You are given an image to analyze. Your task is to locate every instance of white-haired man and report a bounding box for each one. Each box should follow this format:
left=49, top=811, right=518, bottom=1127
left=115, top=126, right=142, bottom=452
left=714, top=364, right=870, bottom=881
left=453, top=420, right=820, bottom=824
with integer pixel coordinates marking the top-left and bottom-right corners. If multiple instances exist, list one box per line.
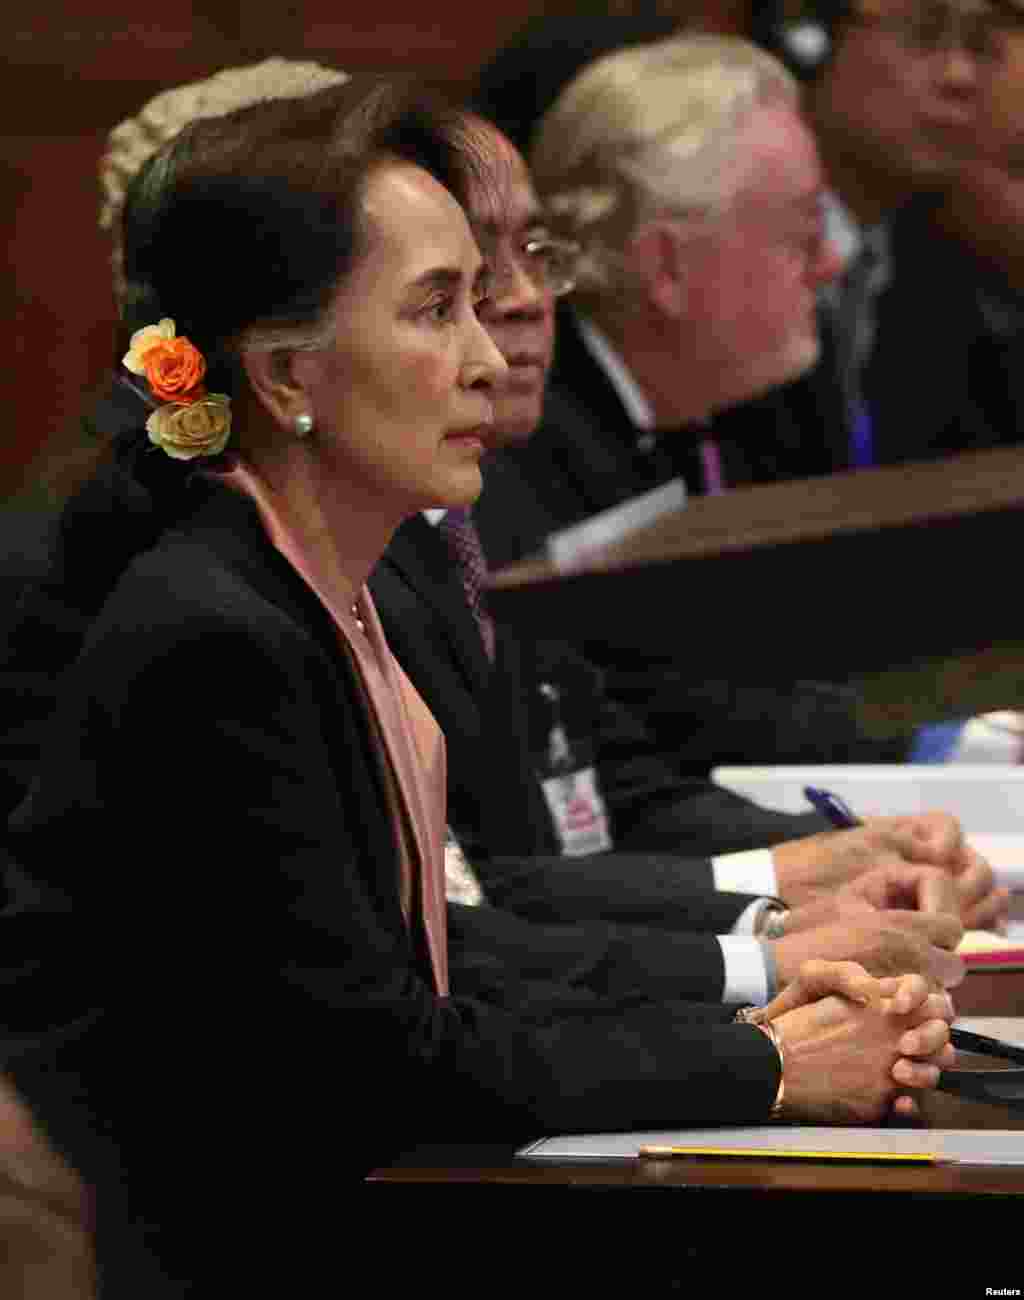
left=473, top=34, right=917, bottom=771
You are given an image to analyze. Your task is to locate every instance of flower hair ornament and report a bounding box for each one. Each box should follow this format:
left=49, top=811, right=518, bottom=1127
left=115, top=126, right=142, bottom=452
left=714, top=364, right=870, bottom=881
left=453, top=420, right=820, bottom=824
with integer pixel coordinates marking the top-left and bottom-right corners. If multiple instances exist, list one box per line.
left=123, top=318, right=232, bottom=460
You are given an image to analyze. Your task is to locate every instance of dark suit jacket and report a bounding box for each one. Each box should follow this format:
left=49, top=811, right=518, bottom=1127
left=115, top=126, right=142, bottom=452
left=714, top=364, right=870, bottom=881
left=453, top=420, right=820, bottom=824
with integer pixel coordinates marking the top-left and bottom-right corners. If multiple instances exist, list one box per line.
left=375, top=509, right=808, bottom=1016
left=4, top=485, right=778, bottom=1293
left=864, top=205, right=1024, bottom=467
left=2, top=496, right=776, bottom=1015
left=373, top=515, right=827, bottom=868
left=475, top=308, right=908, bottom=771
left=3, top=519, right=751, bottom=1012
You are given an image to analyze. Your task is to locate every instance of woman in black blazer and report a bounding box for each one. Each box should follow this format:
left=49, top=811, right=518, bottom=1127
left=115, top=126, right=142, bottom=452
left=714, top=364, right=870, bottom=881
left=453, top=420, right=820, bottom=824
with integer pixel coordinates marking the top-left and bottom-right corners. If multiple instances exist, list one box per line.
left=3, top=77, right=953, bottom=1294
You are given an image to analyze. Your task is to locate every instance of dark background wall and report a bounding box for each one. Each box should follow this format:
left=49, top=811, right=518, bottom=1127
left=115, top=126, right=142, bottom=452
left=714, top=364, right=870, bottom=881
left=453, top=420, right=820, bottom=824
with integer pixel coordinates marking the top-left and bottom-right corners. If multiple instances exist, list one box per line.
left=2, top=1, right=745, bottom=501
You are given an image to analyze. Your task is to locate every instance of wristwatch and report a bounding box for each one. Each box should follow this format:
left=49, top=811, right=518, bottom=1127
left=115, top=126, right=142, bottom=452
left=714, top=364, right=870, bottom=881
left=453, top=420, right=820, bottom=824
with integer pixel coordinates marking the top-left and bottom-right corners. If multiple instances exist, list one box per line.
left=755, top=901, right=790, bottom=941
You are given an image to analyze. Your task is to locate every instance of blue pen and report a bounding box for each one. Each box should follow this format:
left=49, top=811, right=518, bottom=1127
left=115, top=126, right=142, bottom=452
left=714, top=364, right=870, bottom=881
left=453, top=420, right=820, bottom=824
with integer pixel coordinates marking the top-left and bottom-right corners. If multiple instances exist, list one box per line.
left=803, top=786, right=863, bottom=830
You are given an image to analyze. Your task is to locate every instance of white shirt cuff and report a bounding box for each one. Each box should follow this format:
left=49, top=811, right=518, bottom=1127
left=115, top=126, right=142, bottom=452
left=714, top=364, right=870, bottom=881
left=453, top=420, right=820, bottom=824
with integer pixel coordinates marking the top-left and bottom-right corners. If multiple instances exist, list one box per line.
left=712, top=848, right=778, bottom=897
left=717, top=936, right=771, bottom=1006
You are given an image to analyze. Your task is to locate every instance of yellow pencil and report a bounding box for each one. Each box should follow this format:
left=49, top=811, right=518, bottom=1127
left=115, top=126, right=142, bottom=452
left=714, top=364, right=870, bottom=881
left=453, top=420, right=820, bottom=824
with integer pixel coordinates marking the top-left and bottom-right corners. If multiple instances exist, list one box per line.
left=637, top=1145, right=938, bottom=1162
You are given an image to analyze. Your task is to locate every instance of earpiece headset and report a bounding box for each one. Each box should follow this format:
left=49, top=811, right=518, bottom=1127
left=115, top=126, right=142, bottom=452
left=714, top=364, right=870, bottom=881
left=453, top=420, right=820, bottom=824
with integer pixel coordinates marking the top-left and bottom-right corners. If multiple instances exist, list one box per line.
left=748, top=1, right=852, bottom=82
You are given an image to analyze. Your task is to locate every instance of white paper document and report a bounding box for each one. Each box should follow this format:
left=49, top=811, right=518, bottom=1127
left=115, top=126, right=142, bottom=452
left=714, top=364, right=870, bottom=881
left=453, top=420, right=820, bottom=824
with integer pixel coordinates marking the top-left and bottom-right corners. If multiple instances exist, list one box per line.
left=956, top=1017, right=1024, bottom=1048
left=710, top=764, right=1024, bottom=837
left=964, top=833, right=1024, bottom=893
left=518, top=1125, right=1024, bottom=1165
left=545, top=478, right=686, bottom=574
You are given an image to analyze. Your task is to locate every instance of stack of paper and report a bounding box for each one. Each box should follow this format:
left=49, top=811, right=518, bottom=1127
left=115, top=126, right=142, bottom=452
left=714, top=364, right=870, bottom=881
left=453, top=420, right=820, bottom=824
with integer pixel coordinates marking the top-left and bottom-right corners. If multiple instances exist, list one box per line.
left=518, top=1126, right=1024, bottom=1165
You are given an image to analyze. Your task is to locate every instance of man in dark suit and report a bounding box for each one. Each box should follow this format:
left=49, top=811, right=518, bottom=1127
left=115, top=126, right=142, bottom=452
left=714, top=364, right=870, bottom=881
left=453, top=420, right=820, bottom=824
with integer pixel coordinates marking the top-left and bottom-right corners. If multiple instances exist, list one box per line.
left=369, top=115, right=1003, bottom=997
left=734, top=0, right=1017, bottom=473
left=375, top=507, right=968, bottom=1006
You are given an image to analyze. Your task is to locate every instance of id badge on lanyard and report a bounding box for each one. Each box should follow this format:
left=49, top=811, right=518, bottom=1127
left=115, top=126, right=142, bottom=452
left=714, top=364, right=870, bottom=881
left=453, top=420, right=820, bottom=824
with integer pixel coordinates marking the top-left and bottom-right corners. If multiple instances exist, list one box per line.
left=444, top=826, right=485, bottom=906
left=536, top=682, right=612, bottom=858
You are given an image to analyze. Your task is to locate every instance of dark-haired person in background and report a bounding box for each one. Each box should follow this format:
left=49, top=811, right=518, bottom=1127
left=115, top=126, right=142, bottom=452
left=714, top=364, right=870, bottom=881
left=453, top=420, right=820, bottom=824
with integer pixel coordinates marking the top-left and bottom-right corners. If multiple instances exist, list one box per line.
left=740, top=0, right=1017, bottom=475
left=929, top=0, right=1024, bottom=449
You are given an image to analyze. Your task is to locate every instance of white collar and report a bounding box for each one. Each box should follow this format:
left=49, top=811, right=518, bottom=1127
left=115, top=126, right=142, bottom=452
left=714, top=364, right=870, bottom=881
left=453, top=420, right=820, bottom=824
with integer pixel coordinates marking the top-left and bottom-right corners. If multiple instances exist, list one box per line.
left=423, top=508, right=447, bottom=526
left=822, top=189, right=862, bottom=270
left=574, top=312, right=655, bottom=430
left=821, top=190, right=892, bottom=306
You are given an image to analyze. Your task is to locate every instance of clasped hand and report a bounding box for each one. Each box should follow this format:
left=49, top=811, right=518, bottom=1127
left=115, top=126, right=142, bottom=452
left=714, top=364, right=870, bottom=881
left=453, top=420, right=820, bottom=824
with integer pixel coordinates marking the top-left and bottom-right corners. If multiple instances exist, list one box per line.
left=751, top=961, right=955, bottom=1123
left=775, top=862, right=966, bottom=989
left=773, top=811, right=1008, bottom=930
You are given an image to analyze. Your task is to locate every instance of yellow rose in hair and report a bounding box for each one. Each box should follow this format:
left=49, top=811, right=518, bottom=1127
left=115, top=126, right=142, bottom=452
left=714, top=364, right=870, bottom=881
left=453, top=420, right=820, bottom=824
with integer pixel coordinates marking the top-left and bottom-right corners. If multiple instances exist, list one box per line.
left=123, top=318, right=176, bottom=374
left=146, top=394, right=232, bottom=460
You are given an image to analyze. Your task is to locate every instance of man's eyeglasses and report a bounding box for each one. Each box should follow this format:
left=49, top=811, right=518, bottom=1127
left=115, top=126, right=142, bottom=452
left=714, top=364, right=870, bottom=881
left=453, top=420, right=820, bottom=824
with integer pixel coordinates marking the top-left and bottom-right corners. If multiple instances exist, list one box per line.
left=847, top=5, right=1005, bottom=60
left=481, top=234, right=580, bottom=299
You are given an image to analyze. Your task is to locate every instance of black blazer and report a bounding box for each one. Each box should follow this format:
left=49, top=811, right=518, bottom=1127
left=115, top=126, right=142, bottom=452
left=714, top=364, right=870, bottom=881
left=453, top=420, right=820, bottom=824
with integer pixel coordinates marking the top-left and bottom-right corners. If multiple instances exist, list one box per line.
left=374, top=515, right=782, bottom=1017
left=4, top=485, right=778, bottom=1293
left=1, top=505, right=757, bottom=1024
left=374, top=515, right=823, bottom=872
left=864, top=204, right=1024, bottom=467
left=474, top=308, right=910, bottom=771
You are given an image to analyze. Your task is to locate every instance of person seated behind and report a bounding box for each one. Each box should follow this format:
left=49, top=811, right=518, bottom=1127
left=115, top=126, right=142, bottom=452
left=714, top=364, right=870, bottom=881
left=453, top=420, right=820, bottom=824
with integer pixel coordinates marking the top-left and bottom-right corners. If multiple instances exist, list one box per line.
left=741, top=0, right=1014, bottom=474
left=932, top=0, right=1024, bottom=419
left=370, top=109, right=1001, bottom=996
left=3, top=76, right=954, bottom=1293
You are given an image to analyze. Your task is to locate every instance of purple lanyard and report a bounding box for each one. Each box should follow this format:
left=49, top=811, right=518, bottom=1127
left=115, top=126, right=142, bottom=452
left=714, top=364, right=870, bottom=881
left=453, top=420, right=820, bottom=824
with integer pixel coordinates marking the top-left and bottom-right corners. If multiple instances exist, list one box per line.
left=849, top=401, right=874, bottom=470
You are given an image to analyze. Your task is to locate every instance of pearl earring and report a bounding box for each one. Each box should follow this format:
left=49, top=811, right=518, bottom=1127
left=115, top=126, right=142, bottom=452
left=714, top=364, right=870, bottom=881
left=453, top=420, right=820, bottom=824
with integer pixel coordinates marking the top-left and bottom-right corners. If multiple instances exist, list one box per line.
left=294, top=412, right=314, bottom=437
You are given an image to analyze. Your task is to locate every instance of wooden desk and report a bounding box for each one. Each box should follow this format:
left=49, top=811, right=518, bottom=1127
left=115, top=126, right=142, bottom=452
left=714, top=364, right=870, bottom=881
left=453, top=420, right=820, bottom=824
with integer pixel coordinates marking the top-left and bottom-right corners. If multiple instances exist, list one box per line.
left=368, top=973, right=1024, bottom=1285
left=369, top=1126, right=1024, bottom=1285
left=486, top=448, right=1024, bottom=723
left=368, top=1131, right=1024, bottom=1285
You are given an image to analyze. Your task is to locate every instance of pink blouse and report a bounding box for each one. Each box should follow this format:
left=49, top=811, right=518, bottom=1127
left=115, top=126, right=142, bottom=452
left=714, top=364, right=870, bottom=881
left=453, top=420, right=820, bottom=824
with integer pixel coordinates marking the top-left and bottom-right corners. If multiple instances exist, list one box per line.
left=213, top=462, right=449, bottom=995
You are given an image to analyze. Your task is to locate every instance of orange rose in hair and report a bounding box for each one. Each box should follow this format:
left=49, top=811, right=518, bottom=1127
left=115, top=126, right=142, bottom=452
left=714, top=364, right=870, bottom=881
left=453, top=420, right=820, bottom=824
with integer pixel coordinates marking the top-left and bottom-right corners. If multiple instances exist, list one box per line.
left=142, top=336, right=207, bottom=403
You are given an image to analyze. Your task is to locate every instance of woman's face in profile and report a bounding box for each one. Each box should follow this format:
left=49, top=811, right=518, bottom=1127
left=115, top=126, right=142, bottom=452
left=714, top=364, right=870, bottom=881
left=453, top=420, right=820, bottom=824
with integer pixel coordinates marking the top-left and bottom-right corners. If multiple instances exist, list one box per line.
left=294, top=160, right=507, bottom=515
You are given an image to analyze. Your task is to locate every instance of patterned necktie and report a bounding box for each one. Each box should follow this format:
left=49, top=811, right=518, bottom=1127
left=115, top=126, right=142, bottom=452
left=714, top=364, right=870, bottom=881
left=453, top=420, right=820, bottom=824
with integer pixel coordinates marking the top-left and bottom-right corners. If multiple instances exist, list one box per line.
left=438, top=507, right=496, bottom=661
